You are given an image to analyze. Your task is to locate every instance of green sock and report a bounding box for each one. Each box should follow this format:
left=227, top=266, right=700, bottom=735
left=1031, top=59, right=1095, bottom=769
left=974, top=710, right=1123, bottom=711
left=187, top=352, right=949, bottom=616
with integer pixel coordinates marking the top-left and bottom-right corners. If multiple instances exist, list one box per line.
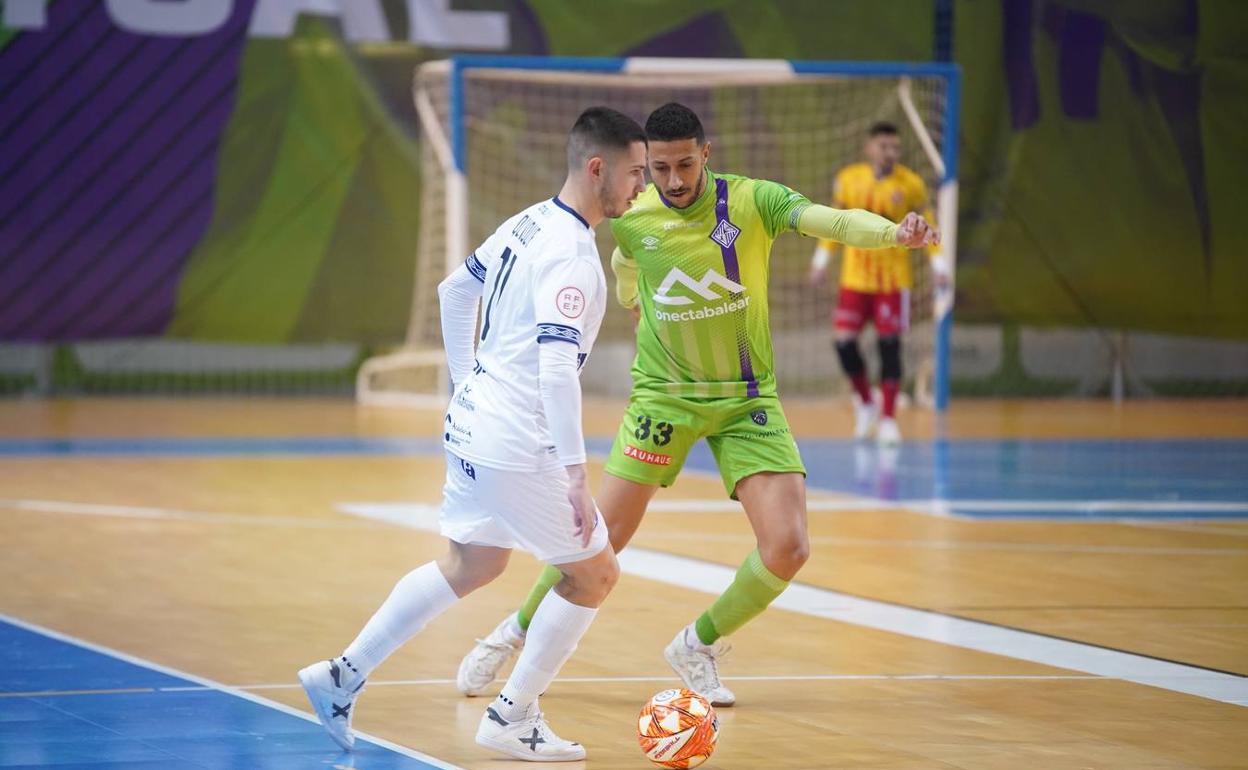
left=694, top=550, right=789, bottom=645
left=516, top=564, right=563, bottom=631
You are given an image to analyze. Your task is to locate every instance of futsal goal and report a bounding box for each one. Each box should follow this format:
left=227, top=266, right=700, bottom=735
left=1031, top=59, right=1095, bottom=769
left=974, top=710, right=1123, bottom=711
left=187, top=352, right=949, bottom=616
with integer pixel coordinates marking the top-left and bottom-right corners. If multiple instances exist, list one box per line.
left=357, top=56, right=960, bottom=410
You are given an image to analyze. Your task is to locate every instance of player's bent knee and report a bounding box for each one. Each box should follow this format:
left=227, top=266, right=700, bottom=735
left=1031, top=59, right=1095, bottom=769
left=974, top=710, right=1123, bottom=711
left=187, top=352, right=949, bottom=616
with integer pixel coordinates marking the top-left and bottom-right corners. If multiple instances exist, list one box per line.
left=557, top=551, right=619, bottom=606
left=759, top=534, right=810, bottom=581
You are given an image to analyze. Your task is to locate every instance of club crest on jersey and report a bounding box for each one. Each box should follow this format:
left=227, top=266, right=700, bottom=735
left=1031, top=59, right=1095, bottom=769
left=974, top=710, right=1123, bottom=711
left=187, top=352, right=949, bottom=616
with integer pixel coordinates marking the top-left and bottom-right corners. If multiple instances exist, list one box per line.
left=710, top=218, right=741, bottom=250
left=751, top=409, right=768, bottom=426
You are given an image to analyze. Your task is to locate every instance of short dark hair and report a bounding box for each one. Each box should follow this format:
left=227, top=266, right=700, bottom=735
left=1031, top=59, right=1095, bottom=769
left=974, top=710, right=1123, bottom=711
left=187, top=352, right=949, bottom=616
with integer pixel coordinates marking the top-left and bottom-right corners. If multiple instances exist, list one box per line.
left=645, top=102, right=705, bottom=144
left=868, top=121, right=900, bottom=138
left=567, top=106, right=647, bottom=169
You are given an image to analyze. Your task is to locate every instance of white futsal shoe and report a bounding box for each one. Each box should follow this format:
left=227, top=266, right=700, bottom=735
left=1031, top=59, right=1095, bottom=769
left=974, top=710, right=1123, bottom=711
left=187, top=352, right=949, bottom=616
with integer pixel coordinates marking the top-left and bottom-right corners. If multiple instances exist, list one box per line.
left=877, top=417, right=902, bottom=446
left=663, top=628, right=736, bottom=707
left=457, top=613, right=525, bottom=696
left=298, top=658, right=366, bottom=751
left=476, top=704, right=587, bottom=761
left=853, top=398, right=879, bottom=440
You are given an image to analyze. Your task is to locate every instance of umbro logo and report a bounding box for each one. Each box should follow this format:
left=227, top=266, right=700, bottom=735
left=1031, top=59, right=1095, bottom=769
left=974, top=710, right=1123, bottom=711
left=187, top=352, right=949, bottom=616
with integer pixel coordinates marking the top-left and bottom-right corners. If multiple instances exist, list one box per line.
left=641, top=235, right=660, bottom=250
left=652, top=267, right=746, bottom=306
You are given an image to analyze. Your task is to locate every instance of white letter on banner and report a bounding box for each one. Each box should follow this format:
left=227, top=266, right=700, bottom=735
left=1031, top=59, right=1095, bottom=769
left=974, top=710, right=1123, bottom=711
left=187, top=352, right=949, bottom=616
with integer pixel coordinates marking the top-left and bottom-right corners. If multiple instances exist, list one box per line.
left=4, top=0, right=48, bottom=29
left=406, top=0, right=507, bottom=50
left=249, top=0, right=388, bottom=41
left=107, top=0, right=231, bottom=36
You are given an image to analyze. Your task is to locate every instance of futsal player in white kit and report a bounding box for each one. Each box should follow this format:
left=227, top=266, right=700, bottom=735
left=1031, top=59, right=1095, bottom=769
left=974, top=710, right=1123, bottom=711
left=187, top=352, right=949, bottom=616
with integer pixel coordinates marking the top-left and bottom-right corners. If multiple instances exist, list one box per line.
left=298, top=107, right=648, bottom=761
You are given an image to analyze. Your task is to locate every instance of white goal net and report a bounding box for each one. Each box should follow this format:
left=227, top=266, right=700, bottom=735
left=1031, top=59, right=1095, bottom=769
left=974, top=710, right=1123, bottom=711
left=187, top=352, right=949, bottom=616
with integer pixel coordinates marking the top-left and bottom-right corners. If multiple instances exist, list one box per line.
left=359, top=58, right=955, bottom=407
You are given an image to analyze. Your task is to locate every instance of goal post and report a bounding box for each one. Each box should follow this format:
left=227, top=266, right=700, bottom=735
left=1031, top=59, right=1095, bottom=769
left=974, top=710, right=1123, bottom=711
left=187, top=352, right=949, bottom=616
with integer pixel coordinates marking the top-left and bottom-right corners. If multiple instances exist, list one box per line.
left=357, top=55, right=960, bottom=410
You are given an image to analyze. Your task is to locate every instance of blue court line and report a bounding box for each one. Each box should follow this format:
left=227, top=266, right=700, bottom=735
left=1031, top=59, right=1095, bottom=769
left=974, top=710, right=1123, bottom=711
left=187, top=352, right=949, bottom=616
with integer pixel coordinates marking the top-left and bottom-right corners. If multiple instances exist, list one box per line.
left=0, top=615, right=461, bottom=769
left=2, top=435, right=1244, bottom=520
left=0, top=436, right=444, bottom=457
left=680, top=438, right=1248, bottom=520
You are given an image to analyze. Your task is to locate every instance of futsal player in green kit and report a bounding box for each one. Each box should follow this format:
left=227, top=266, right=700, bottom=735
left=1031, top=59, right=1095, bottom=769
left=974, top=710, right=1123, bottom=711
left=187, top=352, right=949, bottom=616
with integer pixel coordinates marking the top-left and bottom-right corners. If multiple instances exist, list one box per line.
left=458, top=103, right=938, bottom=706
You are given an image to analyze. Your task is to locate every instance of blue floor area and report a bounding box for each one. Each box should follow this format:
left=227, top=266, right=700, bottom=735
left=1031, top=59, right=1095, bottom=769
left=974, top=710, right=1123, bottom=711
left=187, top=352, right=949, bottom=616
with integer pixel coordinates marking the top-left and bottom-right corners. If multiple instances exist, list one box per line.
left=0, top=620, right=451, bottom=769
left=675, top=438, right=1248, bottom=519
left=3, top=435, right=1245, bottom=520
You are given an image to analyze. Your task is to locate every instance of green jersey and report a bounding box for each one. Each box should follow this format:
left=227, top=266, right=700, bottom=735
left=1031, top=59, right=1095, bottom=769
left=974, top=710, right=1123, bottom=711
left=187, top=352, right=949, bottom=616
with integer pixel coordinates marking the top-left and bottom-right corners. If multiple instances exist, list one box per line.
left=610, top=169, right=812, bottom=399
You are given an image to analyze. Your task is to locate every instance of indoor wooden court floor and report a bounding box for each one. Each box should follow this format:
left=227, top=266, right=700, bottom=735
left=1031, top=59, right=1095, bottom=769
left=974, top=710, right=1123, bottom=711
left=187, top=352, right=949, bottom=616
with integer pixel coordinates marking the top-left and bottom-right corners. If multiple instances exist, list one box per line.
left=1, top=398, right=1246, bottom=769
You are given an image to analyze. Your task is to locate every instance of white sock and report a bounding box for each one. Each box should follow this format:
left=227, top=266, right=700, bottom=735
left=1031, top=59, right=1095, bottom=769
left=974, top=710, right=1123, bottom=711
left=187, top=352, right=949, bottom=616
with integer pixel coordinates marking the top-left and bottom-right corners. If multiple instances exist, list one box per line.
left=340, top=562, right=458, bottom=685
left=495, top=592, right=597, bottom=721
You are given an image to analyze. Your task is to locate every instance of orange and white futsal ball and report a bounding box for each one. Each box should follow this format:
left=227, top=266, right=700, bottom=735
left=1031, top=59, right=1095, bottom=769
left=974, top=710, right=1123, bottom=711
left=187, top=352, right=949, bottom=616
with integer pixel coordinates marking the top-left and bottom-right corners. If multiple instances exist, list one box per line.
left=637, top=688, right=719, bottom=768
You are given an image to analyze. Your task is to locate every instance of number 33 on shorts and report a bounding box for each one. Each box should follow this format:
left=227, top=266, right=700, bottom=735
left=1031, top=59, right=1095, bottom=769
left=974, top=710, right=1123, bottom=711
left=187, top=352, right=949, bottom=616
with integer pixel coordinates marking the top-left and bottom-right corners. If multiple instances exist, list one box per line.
left=609, top=403, right=692, bottom=488
left=634, top=415, right=674, bottom=447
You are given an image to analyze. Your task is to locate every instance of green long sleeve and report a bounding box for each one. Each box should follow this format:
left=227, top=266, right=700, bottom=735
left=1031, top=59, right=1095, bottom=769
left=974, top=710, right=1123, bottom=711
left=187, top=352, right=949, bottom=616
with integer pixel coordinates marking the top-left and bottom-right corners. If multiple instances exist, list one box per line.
left=797, top=204, right=899, bottom=249
left=610, top=246, right=639, bottom=309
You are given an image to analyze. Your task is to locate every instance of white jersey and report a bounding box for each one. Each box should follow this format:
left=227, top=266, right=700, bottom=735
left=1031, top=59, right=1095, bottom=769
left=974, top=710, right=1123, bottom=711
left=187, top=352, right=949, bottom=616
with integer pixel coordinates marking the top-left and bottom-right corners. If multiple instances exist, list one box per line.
left=443, top=197, right=606, bottom=471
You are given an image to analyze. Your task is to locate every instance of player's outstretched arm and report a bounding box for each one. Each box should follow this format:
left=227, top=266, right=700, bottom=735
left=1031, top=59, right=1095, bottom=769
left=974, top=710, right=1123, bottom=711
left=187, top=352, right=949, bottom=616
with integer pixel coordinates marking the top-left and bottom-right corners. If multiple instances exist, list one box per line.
left=797, top=205, right=939, bottom=250
left=437, top=260, right=485, bottom=387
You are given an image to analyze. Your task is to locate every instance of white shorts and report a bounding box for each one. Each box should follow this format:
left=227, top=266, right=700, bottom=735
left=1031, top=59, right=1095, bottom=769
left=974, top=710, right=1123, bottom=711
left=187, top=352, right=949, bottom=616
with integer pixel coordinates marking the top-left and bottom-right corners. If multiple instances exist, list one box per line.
left=440, top=451, right=609, bottom=565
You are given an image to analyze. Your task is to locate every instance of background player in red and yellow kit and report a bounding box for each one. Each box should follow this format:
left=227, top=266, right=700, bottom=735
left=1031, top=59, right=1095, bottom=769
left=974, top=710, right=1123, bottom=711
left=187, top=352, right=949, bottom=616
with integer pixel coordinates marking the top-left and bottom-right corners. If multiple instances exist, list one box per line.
left=809, top=122, right=938, bottom=444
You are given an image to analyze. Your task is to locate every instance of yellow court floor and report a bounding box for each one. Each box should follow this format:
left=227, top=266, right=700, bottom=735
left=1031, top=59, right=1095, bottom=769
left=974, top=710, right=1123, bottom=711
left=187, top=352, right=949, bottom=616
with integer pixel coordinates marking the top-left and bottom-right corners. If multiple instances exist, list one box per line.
left=0, top=398, right=1245, bottom=769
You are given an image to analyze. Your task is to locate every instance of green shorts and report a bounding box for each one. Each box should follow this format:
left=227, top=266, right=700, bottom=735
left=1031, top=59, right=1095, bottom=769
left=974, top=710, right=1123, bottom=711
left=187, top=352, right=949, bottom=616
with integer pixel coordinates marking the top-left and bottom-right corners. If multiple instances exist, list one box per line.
left=603, top=389, right=806, bottom=498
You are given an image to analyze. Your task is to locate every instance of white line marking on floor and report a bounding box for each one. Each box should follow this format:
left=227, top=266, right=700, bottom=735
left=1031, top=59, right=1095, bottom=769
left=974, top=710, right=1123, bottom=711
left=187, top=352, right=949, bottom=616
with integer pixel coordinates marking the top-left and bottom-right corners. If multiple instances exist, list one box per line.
left=334, top=503, right=1246, bottom=556
left=0, top=613, right=465, bottom=769
left=620, top=549, right=1248, bottom=707
left=0, top=498, right=380, bottom=529
left=337, top=503, right=1248, bottom=708
left=4, top=673, right=1113, bottom=698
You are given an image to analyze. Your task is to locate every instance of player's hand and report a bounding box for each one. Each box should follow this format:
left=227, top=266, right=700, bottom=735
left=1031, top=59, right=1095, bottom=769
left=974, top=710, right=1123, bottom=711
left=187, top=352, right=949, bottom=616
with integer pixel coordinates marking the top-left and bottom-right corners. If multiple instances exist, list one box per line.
left=566, top=464, right=595, bottom=548
left=808, top=264, right=827, bottom=288
left=630, top=303, right=641, bottom=327
left=896, top=212, right=940, bottom=248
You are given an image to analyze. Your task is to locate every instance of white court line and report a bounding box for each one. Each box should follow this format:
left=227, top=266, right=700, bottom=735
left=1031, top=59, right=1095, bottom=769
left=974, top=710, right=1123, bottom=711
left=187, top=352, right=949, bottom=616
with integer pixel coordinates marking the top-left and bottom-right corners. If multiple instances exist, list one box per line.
left=622, top=529, right=1247, bottom=556
left=1124, top=520, right=1248, bottom=538
left=0, top=613, right=465, bottom=770
left=647, top=498, right=1248, bottom=516
left=336, top=503, right=1246, bottom=556
left=928, top=500, right=1248, bottom=514
left=0, top=498, right=379, bottom=529
left=619, top=550, right=1248, bottom=707
left=224, top=673, right=1109, bottom=690
left=339, top=503, right=1248, bottom=708
left=4, top=673, right=1108, bottom=699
